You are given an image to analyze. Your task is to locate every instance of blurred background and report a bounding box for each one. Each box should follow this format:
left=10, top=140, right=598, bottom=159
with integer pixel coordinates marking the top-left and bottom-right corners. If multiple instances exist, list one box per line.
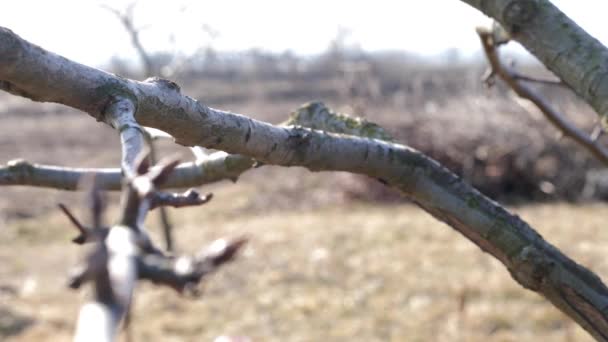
left=1, top=1, right=607, bottom=341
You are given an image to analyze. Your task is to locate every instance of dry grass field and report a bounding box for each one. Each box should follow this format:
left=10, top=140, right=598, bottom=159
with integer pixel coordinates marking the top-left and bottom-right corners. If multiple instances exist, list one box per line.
left=1, top=199, right=606, bottom=341
left=1, top=62, right=607, bottom=341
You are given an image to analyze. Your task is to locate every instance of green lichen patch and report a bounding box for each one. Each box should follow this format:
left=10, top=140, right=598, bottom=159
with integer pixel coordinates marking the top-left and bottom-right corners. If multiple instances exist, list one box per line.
left=224, top=154, right=255, bottom=173
left=286, top=102, right=394, bottom=141
left=6, top=159, right=33, bottom=174
left=466, top=194, right=481, bottom=209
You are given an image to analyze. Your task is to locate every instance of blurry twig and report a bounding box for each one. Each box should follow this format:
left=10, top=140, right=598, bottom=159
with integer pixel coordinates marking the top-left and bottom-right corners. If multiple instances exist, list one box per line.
left=101, top=2, right=154, bottom=76
left=144, top=132, right=175, bottom=252
left=149, top=189, right=212, bottom=209
left=58, top=203, right=110, bottom=244
left=477, top=26, right=608, bottom=166
left=71, top=152, right=242, bottom=342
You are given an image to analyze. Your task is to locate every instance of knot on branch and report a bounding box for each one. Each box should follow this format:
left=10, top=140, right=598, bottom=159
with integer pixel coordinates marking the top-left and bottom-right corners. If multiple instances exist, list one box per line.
left=510, top=245, right=554, bottom=291
left=501, top=0, right=538, bottom=31
left=6, top=158, right=32, bottom=174
left=102, top=97, right=138, bottom=132
left=285, top=127, right=313, bottom=165
left=144, top=77, right=181, bottom=94
left=3, top=159, right=33, bottom=184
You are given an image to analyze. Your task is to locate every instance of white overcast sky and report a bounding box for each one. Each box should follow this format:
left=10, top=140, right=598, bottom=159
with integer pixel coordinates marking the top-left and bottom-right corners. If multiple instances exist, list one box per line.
left=1, top=0, right=607, bottom=66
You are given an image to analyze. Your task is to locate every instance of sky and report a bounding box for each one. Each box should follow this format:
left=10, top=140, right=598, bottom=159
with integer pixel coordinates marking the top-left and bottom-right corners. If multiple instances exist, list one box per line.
left=1, top=0, right=607, bottom=67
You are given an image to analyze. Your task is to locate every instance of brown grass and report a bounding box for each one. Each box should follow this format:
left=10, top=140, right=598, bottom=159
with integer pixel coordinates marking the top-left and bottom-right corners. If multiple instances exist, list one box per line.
left=1, top=200, right=606, bottom=341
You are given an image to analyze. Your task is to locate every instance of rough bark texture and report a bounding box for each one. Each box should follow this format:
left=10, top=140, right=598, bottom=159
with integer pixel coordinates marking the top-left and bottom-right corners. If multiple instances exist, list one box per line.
left=460, top=0, right=608, bottom=121
left=1, top=21, right=608, bottom=340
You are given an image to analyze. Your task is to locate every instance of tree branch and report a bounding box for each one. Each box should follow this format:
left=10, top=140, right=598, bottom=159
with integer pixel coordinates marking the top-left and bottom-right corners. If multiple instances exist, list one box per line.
left=138, top=236, right=247, bottom=293
left=148, top=189, right=212, bottom=209
left=71, top=154, right=241, bottom=342
left=2, top=25, right=608, bottom=340
left=477, top=26, right=608, bottom=166
left=0, top=153, right=254, bottom=190
left=459, top=0, right=608, bottom=122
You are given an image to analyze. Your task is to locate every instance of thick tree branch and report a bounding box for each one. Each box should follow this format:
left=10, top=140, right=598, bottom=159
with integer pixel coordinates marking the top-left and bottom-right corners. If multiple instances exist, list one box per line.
left=460, top=0, right=608, bottom=122
left=477, top=27, right=608, bottom=166
left=2, top=26, right=608, bottom=340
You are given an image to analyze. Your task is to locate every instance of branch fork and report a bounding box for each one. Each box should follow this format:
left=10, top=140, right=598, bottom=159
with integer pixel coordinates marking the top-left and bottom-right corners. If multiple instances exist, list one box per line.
left=66, top=154, right=244, bottom=342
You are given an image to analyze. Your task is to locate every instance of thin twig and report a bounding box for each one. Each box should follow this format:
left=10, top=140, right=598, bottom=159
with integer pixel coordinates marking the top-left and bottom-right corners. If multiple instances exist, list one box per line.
left=58, top=203, right=109, bottom=244
left=58, top=203, right=88, bottom=238
left=138, top=236, right=247, bottom=293
left=144, top=134, right=176, bottom=251
left=477, top=27, right=608, bottom=166
left=101, top=2, right=154, bottom=76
